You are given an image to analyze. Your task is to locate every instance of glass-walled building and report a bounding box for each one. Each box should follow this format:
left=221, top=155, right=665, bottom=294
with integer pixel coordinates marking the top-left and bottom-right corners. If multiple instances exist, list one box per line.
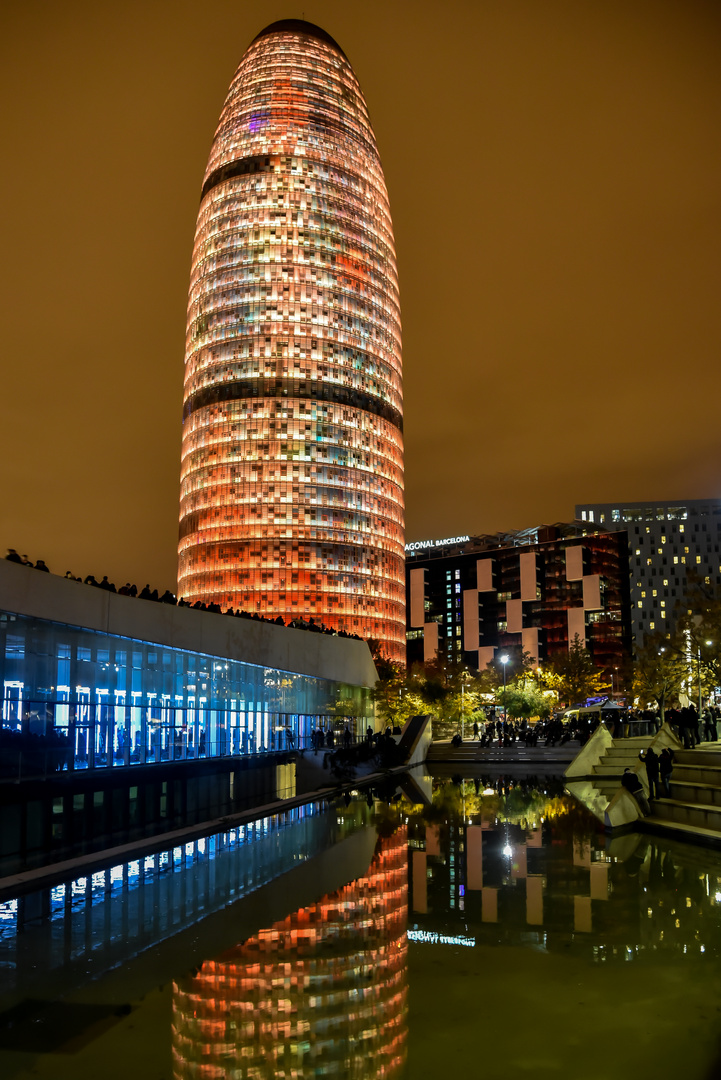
left=0, top=562, right=376, bottom=774
left=178, top=20, right=405, bottom=663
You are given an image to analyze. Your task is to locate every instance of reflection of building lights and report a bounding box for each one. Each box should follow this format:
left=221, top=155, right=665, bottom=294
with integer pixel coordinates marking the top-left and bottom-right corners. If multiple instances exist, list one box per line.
left=503, top=844, right=512, bottom=858
left=482, top=787, right=495, bottom=796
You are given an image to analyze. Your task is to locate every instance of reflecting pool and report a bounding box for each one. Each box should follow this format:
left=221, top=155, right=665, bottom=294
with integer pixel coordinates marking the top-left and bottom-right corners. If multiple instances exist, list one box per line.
left=1, top=773, right=721, bottom=1078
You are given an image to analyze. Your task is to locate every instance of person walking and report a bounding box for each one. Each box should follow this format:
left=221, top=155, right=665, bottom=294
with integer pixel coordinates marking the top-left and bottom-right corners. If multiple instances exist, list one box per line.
left=639, top=747, right=661, bottom=800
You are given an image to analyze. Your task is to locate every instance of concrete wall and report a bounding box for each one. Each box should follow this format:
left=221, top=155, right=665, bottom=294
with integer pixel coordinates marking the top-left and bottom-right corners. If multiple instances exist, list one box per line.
left=0, top=561, right=378, bottom=688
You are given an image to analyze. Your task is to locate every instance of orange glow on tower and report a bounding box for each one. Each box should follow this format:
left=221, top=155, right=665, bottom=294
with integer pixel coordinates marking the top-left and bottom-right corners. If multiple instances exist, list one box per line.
left=178, top=21, right=405, bottom=661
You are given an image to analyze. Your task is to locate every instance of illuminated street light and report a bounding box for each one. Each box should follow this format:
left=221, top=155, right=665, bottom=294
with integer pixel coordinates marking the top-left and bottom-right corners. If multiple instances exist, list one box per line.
left=500, top=654, right=509, bottom=721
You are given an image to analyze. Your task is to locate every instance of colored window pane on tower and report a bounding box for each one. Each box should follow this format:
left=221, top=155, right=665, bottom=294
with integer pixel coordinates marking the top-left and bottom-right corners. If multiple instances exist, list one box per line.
left=178, top=20, right=405, bottom=662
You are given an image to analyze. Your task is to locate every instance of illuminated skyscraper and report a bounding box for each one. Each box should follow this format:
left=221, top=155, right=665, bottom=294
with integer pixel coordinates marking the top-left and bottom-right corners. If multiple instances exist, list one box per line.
left=178, top=20, right=405, bottom=661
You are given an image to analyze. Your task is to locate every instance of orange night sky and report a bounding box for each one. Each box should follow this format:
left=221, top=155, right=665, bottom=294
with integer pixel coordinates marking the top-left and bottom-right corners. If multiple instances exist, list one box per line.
left=1, top=0, right=720, bottom=593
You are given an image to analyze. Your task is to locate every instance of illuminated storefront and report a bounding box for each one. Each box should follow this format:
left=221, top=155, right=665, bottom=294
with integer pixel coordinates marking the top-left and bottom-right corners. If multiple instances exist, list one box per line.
left=172, top=828, right=408, bottom=1078
left=178, top=20, right=405, bottom=662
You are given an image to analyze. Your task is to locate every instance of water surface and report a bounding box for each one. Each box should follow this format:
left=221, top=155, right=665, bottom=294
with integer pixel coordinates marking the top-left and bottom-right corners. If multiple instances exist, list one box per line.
left=1, top=775, right=720, bottom=1078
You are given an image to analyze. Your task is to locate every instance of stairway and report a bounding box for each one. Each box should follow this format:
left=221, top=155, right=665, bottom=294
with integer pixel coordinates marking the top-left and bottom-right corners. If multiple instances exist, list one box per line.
left=564, top=726, right=670, bottom=830
left=643, top=744, right=721, bottom=845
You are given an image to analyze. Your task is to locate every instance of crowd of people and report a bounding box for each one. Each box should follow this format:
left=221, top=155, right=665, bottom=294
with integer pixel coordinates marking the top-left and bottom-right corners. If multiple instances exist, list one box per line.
left=4, top=549, right=362, bottom=640
left=463, top=716, right=573, bottom=748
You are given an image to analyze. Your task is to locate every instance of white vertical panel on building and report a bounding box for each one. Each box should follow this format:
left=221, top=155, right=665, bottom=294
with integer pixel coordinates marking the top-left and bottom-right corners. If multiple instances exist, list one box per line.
left=463, top=589, right=480, bottom=650
left=567, top=607, right=586, bottom=648
left=477, top=559, right=495, bottom=592
left=409, top=568, right=426, bottom=628
left=519, top=552, right=537, bottom=601
left=565, top=545, right=584, bottom=581
left=521, top=627, right=540, bottom=665
left=423, top=622, right=439, bottom=663
left=583, top=574, right=602, bottom=610
left=478, top=646, right=496, bottom=670
left=506, top=598, right=523, bottom=634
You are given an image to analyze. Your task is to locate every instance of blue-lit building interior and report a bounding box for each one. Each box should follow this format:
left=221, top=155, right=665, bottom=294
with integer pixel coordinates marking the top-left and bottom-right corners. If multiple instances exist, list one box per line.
left=0, top=605, right=372, bottom=773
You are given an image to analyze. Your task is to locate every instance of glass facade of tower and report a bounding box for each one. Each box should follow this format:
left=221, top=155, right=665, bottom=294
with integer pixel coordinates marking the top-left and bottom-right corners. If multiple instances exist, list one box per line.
left=178, top=21, right=405, bottom=662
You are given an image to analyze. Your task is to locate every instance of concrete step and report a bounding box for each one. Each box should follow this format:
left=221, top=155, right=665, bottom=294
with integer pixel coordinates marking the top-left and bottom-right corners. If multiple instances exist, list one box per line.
left=641, top=816, right=721, bottom=850
left=672, top=763, right=721, bottom=786
left=649, top=798, right=721, bottom=831
left=673, top=746, right=721, bottom=766
left=669, top=780, right=721, bottom=807
left=593, top=763, right=636, bottom=776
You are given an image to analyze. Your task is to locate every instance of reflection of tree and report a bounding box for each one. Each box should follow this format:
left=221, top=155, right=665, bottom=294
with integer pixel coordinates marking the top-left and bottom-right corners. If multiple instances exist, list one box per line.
left=419, top=779, right=573, bottom=830
left=172, top=829, right=408, bottom=1079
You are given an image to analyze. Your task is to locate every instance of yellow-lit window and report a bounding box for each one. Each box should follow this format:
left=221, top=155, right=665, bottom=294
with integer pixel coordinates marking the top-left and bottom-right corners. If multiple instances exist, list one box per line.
left=637, top=601, right=643, bottom=608
left=635, top=549, right=641, bottom=556
left=673, top=556, right=679, bottom=564
left=650, top=621, right=655, bottom=629
left=660, top=600, right=665, bottom=607
left=685, top=547, right=690, bottom=554
left=647, top=558, right=653, bottom=566
left=641, top=591, right=646, bottom=598
left=697, top=556, right=702, bottom=564
left=657, top=548, right=663, bottom=555
left=661, top=536, right=666, bottom=544
left=663, top=579, right=668, bottom=586
left=652, top=590, right=657, bottom=597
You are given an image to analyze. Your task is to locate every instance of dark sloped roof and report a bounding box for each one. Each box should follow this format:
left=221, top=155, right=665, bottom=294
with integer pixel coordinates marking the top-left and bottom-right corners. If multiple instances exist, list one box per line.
left=252, top=19, right=347, bottom=59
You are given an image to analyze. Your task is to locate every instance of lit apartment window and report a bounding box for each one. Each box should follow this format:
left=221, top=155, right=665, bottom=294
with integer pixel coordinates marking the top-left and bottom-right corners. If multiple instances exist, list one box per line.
left=652, top=590, right=657, bottom=597
left=641, top=591, right=646, bottom=598
left=635, top=549, right=641, bottom=556
left=674, top=556, right=679, bottom=564
left=581, top=511, right=587, bottom=521
left=697, top=556, right=702, bottom=564
left=637, top=601, right=643, bottom=608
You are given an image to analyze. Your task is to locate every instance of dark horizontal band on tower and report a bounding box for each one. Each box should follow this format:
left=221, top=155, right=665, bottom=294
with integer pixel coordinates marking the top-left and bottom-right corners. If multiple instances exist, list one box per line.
left=201, top=156, right=274, bottom=202
left=201, top=126, right=377, bottom=203
left=183, top=378, right=403, bottom=431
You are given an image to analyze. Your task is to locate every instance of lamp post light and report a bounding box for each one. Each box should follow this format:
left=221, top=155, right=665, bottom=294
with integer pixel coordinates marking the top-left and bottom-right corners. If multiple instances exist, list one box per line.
left=659, top=647, right=666, bottom=722
left=698, top=639, right=713, bottom=716
left=500, top=654, right=509, bottom=721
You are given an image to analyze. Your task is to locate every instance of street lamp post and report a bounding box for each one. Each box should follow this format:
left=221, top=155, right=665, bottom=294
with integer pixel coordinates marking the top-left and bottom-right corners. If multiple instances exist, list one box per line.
left=698, top=639, right=713, bottom=717
left=500, top=654, right=509, bottom=721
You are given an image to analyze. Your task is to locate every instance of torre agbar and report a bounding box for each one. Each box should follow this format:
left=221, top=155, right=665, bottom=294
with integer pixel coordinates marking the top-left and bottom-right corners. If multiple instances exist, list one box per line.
left=178, top=20, right=405, bottom=662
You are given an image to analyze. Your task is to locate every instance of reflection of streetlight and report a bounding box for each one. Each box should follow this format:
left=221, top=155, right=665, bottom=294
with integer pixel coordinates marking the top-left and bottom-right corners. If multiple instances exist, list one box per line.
left=500, top=654, right=509, bottom=720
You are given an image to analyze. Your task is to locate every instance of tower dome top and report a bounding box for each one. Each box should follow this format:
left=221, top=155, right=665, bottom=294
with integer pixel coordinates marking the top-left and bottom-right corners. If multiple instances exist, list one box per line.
left=251, top=19, right=348, bottom=60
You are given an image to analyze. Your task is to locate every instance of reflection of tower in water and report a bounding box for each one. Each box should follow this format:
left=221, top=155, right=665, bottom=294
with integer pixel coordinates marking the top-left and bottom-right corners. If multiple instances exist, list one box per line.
left=172, top=828, right=408, bottom=1078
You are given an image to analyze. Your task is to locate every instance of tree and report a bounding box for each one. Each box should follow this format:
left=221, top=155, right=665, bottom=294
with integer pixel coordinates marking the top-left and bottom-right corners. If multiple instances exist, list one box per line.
left=497, top=684, right=552, bottom=720
left=676, top=572, right=721, bottom=696
left=547, top=635, right=608, bottom=706
left=632, top=632, right=686, bottom=718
